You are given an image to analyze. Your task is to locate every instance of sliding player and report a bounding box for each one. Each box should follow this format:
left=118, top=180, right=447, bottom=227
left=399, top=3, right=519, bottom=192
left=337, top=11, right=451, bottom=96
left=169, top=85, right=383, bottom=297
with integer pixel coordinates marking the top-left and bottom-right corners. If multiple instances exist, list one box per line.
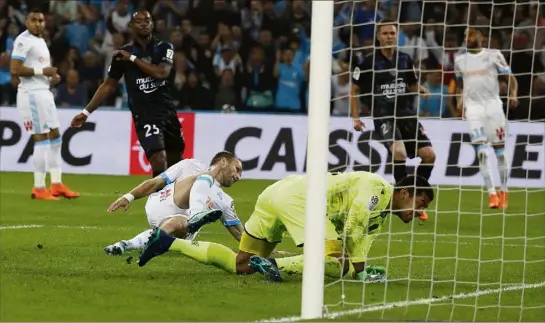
left=10, top=9, right=79, bottom=200
left=351, top=19, right=435, bottom=221
left=454, top=28, right=518, bottom=209
left=104, top=152, right=243, bottom=255
left=137, top=172, right=434, bottom=283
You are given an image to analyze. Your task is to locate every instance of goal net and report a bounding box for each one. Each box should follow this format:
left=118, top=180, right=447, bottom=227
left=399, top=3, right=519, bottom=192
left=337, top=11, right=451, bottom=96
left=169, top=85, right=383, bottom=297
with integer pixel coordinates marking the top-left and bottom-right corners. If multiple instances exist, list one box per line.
left=304, top=0, right=545, bottom=322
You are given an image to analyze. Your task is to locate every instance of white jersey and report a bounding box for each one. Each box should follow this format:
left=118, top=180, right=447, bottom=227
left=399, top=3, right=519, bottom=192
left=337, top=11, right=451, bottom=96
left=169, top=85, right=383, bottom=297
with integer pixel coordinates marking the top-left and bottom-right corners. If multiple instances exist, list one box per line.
left=454, top=49, right=510, bottom=108
left=146, top=158, right=241, bottom=234
left=11, top=30, right=52, bottom=92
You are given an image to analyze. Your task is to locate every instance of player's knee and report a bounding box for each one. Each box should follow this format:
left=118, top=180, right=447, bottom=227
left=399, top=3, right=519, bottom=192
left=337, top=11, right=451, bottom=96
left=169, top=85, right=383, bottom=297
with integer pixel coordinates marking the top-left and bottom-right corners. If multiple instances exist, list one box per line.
left=160, top=217, right=187, bottom=238
left=390, top=142, right=407, bottom=160
left=476, top=144, right=488, bottom=163
left=418, top=147, right=436, bottom=163
left=148, top=150, right=167, bottom=170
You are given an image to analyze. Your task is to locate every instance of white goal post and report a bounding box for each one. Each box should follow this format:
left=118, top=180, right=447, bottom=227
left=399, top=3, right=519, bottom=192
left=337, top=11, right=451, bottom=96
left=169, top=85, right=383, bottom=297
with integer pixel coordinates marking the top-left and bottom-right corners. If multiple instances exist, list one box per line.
left=300, top=0, right=545, bottom=322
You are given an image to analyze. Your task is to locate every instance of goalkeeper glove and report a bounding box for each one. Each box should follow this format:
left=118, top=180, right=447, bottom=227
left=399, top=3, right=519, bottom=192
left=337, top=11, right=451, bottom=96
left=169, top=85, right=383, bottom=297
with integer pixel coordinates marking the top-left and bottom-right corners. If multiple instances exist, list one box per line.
left=355, top=265, right=386, bottom=282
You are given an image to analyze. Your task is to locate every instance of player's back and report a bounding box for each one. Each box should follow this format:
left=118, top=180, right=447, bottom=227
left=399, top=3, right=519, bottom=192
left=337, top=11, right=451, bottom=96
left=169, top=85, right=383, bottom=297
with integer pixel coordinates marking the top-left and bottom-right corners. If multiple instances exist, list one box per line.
left=11, top=30, right=51, bottom=92
left=454, top=49, right=505, bottom=105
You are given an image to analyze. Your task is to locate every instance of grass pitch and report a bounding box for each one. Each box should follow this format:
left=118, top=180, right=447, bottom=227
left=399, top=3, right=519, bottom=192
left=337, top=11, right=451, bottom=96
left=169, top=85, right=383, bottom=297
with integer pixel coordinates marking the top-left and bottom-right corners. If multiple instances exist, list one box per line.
left=1, top=172, right=544, bottom=322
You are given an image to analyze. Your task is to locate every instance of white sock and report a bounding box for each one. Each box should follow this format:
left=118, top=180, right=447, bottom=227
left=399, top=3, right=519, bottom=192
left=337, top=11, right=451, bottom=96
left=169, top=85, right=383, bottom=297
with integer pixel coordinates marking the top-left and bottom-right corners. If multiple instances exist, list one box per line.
left=189, top=174, right=215, bottom=216
left=477, top=145, right=496, bottom=195
left=33, top=140, right=49, bottom=188
left=48, top=137, right=62, bottom=184
left=495, top=147, right=509, bottom=192
left=124, top=229, right=153, bottom=250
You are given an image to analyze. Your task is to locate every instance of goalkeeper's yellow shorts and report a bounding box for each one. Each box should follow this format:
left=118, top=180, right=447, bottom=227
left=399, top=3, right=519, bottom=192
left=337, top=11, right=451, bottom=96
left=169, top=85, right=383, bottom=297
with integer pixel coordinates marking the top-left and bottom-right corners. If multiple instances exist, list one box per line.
left=241, top=177, right=341, bottom=256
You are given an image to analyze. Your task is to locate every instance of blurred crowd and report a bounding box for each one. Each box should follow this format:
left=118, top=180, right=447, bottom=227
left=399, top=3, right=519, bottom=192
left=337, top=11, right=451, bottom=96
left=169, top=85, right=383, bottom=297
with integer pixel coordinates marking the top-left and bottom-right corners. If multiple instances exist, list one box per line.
left=0, top=0, right=543, bottom=121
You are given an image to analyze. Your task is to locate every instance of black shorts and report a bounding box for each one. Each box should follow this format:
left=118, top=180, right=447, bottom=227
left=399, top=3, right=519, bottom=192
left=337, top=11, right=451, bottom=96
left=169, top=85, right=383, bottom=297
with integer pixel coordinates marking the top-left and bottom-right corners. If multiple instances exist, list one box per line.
left=135, top=115, right=185, bottom=160
left=374, top=116, right=432, bottom=158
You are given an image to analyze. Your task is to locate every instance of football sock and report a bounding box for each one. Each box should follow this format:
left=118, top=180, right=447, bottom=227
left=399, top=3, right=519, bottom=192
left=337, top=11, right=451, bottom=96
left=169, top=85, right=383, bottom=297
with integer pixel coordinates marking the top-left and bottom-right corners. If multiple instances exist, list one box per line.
left=416, top=163, right=434, bottom=180
left=189, top=174, right=215, bottom=216
left=125, top=229, right=153, bottom=250
left=477, top=145, right=496, bottom=195
left=269, top=255, right=344, bottom=278
left=495, top=147, right=509, bottom=192
left=393, top=160, right=408, bottom=183
left=169, top=239, right=237, bottom=274
left=33, top=140, right=49, bottom=188
left=48, top=137, right=62, bottom=184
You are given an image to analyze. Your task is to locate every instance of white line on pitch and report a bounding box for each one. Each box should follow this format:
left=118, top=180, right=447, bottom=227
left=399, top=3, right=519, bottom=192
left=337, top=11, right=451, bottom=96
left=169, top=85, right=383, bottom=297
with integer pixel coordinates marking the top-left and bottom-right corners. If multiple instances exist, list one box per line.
left=1, top=225, right=544, bottom=249
left=259, top=281, right=545, bottom=322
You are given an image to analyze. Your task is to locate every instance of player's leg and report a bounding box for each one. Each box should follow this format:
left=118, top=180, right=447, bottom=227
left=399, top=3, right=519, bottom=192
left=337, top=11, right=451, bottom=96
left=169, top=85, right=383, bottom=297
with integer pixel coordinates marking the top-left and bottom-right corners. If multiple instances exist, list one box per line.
left=487, top=108, right=509, bottom=208
left=135, top=121, right=168, bottom=178
left=186, top=174, right=223, bottom=233
left=375, top=119, right=409, bottom=183
left=163, top=115, right=185, bottom=167
left=410, top=120, right=436, bottom=181
left=16, top=91, right=57, bottom=200
left=467, top=113, right=500, bottom=208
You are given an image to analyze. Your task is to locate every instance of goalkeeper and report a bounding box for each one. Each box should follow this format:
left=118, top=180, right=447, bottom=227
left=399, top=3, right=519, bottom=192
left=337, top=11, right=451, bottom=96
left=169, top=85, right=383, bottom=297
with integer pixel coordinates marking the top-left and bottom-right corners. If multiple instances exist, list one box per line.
left=137, top=172, right=434, bottom=282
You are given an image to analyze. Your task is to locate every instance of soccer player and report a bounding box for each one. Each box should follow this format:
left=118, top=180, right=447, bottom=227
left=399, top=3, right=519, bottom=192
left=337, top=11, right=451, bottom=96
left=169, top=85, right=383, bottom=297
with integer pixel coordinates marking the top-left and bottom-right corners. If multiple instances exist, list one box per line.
left=137, top=172, right=434, bottom=282
left=454, top=28, right=518, bottom=209
left=10, top=10, right=79, bottom=200
left=351, top=19, right=434, bottom=221
left=104, top=152, right=243, bottom=255
left=70, top=10, right=183, bottom=178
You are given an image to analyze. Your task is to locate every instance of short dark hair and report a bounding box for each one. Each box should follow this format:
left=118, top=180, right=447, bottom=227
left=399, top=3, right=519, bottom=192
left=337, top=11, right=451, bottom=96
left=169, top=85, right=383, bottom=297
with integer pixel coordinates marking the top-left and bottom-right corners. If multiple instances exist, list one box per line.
left=394, top=175, right=434, bottom=202
left=376, top=18, right=397, bottom=33
left=26, top=8, right=44, bottom=17
left=210, top=151, right=237, bottom=166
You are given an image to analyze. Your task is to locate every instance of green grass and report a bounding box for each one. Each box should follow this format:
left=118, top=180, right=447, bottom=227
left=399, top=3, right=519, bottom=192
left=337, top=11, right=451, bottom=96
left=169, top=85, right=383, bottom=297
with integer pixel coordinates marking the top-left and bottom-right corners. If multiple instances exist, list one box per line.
left=0, top=172, right=544, bottom=322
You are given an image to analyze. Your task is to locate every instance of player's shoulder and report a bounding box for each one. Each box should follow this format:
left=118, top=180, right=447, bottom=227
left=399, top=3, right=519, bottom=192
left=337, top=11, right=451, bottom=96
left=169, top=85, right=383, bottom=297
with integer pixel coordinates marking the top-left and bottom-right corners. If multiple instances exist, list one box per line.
left=396, top=50, right=412, bottom=61
left=154, top=38, right=174, bottom=50
left=120, top=42, right=134, bottom=51
left=14, top=30, right=33, bottom=44
left=484, top=48, right=502, bottom=57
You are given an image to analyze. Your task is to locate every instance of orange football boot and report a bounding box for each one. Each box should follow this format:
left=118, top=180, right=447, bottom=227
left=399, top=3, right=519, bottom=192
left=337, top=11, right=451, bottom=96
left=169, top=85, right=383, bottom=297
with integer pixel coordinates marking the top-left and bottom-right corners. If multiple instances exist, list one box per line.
left=499, top=191, right=508, bottom=209
left=417, top=210, right=428, bottom=221
left=50, top=183, right=80, bottom=199
left=489, top=194, right=501, bottom=209
left=31, top=187, right=60, bottom=200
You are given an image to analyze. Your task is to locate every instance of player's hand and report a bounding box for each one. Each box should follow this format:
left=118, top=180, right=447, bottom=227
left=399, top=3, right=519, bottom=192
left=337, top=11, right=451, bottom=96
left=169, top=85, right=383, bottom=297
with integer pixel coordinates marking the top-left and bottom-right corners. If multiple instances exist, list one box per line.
left=508, top=96, right=518, bottom=108
left=107, top=197, right=131, bottom=213
left=70, top=113, right=88, bottom=128
left=114, top=50, right=131, bottom=61
left=419, top=87, right=430, bottom=99
left=353, top=118, right=365, bottom=131
left=50, top=74, right=61, bottom=85
left=43, top=67, right=58, bottom=77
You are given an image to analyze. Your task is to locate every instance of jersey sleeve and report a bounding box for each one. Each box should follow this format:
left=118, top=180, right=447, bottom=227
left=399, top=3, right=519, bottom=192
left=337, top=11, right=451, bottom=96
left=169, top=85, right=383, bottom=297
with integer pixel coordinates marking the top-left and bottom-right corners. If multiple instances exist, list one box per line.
left=221, top=197, right=241, bottom=227
left=494, top=50, right=511, bottom=75
left=352, top=56, right=373, bottom=107
left=453, top=57, right=462, bottom=80
left=11, top=38, right=31, bottom=61
left=161, top=159, right=206, bottom=184
left=107, top=55, right=125, bottom=80
left=157, top=42, right=174, bottom=66
left=405, top=55, right=418, bottom=86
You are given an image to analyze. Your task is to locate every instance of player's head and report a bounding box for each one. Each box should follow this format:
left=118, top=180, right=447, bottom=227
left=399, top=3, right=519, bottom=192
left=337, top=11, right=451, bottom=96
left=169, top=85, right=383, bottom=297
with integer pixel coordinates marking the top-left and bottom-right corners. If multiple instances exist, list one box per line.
left=465, top=27, right=483, bottom=49
left=209, top=151, right=242, bottom=187
left=129, top=10, right=153, bottom=38
left=376, top=18, right=398, bottom=49
left=392, top=175, right=434, bottom=223
left=25, top=9, right=45, bottom=37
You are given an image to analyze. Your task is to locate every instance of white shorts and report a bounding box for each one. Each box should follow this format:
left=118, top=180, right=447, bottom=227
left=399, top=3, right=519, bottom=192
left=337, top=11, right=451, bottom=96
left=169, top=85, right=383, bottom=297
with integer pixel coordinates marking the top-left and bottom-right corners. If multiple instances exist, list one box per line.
left=144, top=184, right=189, bottom=228
left=16, top=90, right=59, bottom=135
left=465, top=100, right=507, bottom=144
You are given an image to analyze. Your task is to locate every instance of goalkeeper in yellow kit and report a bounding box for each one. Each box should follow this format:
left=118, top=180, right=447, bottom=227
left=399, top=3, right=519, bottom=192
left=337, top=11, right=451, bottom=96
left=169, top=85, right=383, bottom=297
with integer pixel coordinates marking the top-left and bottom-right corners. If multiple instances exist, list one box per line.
left=137, top=171, right=434, bottom=282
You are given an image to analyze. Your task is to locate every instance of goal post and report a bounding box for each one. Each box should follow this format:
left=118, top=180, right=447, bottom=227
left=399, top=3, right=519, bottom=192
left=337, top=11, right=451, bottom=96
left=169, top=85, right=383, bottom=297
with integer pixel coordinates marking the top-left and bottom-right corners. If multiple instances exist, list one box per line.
left=301, top=0, right=334, bottom=319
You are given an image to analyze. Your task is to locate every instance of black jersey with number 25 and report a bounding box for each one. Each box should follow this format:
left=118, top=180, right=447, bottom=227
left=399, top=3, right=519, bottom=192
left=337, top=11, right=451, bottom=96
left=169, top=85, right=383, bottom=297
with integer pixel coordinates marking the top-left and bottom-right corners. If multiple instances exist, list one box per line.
left=108, top=37, right=177, bottom=121
left=352, top=50, right=418, bottom=117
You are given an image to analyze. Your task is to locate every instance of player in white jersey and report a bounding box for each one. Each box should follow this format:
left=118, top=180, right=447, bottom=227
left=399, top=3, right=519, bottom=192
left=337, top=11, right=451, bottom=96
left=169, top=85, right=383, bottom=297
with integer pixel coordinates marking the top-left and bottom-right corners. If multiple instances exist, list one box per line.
left=9, top=10, right=79, bottom=200
left=454, top=28, right=518, bottom=209
left=104, top=152, right=244, bottom=255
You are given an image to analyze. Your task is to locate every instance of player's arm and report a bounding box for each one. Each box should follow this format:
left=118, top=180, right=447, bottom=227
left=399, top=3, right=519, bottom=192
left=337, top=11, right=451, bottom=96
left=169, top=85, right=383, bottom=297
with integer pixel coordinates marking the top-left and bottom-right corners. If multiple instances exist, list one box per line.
left=406, top=55, right=429, bottom=97
left=453, top=59, right=464, bottom=116
left=10, top=41, right=57, bottom=77
left=107, top=175, right=168, bottom=213
left=117, top=42, right=174, bottom=80
left=351, top=59, right=371, bottom=130
left=495, top=51, right=519, bottom=108
left=221, top=200, right=243, bottom=241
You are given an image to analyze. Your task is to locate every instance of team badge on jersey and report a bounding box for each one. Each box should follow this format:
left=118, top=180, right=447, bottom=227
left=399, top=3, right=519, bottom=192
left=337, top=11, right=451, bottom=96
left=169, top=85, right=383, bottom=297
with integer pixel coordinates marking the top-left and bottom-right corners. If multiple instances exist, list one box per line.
left=352, top=67, right=361, bottom=81
left=368, top=195, right=379, bottom=211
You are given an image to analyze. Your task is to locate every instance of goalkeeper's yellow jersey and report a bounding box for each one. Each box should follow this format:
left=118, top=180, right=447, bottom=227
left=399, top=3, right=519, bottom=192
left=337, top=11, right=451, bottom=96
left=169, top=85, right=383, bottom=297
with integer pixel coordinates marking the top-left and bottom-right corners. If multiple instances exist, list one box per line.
left=269, top=171, right=393, bottom=262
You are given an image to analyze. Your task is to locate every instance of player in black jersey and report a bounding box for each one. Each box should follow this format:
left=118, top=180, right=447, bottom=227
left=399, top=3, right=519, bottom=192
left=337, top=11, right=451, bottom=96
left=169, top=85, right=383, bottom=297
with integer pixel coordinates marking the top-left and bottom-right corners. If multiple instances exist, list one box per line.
left=351, top=19, right=436, bottom=221
left=70, top=10, right=184, bottom=178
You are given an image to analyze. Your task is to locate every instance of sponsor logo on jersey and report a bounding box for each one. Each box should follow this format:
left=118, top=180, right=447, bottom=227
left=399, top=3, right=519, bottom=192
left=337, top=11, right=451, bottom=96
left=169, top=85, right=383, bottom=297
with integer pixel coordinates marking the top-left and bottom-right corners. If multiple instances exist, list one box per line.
left=136, top=76, right=165, bottom=93
left=380, top=78, right=407, bottom=98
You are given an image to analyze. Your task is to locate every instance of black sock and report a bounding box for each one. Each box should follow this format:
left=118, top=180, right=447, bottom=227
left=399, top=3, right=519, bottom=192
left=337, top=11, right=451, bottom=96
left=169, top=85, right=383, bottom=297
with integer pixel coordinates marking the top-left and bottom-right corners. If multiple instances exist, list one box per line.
left=393, top=160, right=407, bottom=183
left=417, top=163, right=434, bottom=180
